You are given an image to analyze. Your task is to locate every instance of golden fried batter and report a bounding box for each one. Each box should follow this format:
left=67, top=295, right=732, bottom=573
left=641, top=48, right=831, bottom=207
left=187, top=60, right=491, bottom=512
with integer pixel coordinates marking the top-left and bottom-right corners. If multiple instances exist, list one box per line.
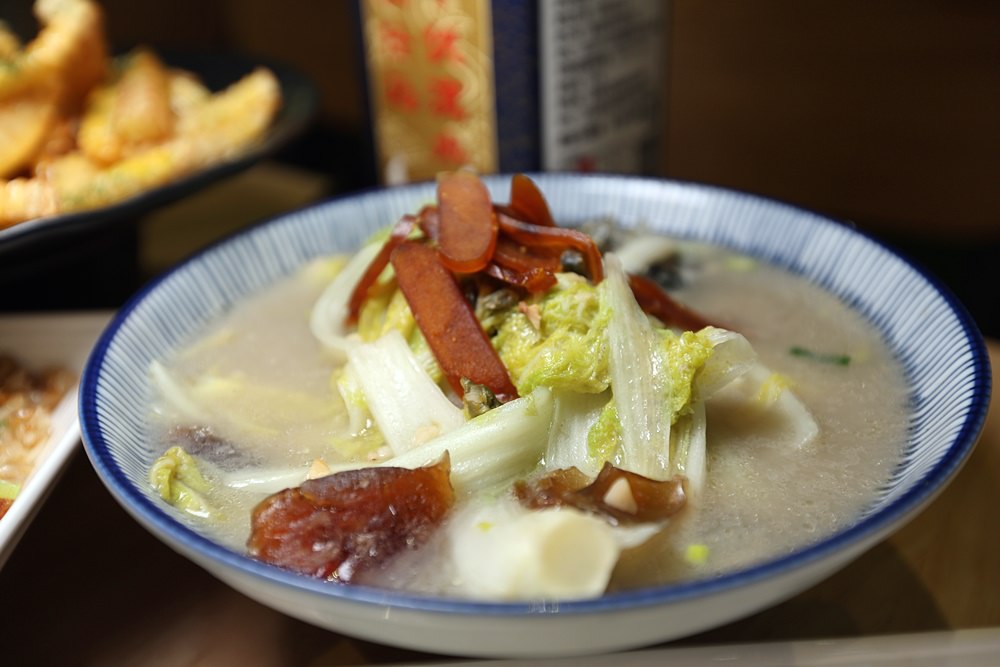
left=0, top=0, right=282, bottom=227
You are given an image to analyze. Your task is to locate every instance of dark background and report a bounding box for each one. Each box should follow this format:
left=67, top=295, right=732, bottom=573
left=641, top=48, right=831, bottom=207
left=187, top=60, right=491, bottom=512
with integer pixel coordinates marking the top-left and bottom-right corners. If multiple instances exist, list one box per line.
left=4, top=0, right=999, bottom=335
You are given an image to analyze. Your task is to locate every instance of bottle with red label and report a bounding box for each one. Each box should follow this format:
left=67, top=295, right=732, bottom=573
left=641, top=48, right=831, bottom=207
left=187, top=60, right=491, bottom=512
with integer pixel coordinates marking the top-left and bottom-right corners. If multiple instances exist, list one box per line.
left=358, top=0, right=665, bottom=184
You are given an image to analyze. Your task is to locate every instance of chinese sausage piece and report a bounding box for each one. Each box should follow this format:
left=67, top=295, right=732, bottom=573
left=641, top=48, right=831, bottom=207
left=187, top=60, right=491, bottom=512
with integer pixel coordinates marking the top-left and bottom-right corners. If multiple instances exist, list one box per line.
left=492, top=236, right=562, bottom=275
left=248, top=456, right=454, bottom=583
left=345, top=205, right=441, bottom=327
left=496, top=172, right=558, bottom=228
left=628, top=272, right=717, bottom=332
left=437, top=170, right=499, bottom=274
left=483, top=262, right=558, bottom=293
left=392, top=240, right=519, bottom=403
left=345, top=213, right=417, bottom=327
left=515, top=463, right=687, bottom=525
left=495, top=211, right=604, bottom=284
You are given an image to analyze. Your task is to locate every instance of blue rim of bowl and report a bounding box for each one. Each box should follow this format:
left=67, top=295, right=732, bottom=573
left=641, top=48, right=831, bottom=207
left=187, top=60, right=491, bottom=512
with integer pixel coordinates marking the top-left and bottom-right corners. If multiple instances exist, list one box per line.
left=80, top=174, right=992, bottom=616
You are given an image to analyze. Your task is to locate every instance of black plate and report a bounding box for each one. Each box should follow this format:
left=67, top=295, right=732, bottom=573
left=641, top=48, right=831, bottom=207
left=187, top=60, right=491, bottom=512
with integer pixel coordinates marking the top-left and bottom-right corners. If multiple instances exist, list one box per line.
left=0, top=51, right=319, bottom=259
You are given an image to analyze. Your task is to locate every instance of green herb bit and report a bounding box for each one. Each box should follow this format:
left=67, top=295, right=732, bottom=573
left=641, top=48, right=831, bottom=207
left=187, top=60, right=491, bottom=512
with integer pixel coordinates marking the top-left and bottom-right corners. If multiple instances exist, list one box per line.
left=0, top=479, right=21, bottom=500
left=684, top=543, right=710, bottom=566
left=789, top=346, right=851, bottom=366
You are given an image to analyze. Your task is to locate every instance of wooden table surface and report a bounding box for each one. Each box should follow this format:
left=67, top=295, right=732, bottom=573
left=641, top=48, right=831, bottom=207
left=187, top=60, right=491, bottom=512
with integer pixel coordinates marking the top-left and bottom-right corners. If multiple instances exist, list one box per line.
left=0, top=340, right=997, bottom=666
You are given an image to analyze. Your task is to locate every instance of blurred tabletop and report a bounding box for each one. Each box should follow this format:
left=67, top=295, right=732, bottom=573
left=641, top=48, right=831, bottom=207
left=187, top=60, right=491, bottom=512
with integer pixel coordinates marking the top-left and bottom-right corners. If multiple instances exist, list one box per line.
left=0, top=166, right=998, bottom=666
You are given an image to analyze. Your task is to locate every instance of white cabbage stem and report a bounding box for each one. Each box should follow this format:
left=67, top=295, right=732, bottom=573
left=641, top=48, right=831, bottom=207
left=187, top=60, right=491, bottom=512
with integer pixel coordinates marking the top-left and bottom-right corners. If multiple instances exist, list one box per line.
left=346, top=329, right=465, bottom=456
left=448, top=497, right=659, bottom=600
left=149, top=360, right=212, bottom=424
left=309, top=241, right=381, bottom=360
left=697, top=326, right=757, bottom=398
left=543, top=389, right=608, bottom=478
left=708, top=362, right=820, bottom=451
left=671, top=397, right=707, bottom=497
left=604, top=253, right=673, bottom=480
left=613, top=233, right=678, bottom=276
left=329, top=387, right=554, bottom=494
left=216, top=385, right=553, bottom=497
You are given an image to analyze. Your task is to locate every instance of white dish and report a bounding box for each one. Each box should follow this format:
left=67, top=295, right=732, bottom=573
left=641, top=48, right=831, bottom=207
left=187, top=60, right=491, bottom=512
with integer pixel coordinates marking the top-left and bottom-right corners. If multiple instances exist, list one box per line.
left=80, top=175, right=990, bottom=658
left=0, top=311, right=112, bottom=570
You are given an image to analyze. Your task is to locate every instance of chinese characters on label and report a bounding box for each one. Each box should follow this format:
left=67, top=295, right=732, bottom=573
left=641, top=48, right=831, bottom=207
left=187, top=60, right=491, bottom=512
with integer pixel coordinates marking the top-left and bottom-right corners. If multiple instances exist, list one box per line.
left=362, top=0, right=498, bottom=183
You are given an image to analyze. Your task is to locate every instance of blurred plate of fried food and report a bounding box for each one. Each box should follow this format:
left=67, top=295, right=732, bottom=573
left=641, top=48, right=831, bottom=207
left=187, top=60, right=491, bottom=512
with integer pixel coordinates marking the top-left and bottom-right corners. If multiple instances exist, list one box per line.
left=0, top=0, right=318, bottom=256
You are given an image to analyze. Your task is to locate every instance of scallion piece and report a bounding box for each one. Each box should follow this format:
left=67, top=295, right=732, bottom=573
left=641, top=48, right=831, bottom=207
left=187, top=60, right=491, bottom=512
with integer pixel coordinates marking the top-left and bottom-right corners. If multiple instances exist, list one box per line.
left=789, top=346, right=851, bottom=366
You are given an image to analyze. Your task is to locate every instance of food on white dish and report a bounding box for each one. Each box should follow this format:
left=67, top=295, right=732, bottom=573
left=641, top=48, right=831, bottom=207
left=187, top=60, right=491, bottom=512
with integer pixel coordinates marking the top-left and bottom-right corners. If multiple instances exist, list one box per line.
left=146, top=173, right=908, bottom=600
left=0, top=354, right=74, bottom=519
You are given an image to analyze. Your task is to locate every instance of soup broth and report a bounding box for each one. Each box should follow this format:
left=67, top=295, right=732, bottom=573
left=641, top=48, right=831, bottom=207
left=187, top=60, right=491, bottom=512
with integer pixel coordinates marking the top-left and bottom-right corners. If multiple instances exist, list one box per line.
left=613, top=250, right=909, bottom=588
left=148, top=239, right=909, bottom=597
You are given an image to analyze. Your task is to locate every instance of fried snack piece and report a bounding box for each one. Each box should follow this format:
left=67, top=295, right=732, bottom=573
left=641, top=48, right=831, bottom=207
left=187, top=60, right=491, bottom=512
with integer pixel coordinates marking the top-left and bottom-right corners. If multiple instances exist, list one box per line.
left=32, top=114, right=79, bottom=165
left=174, top=67, right=281, bottom=151
left=0, top=82, right=60, bottom=179
left=78, top=48, right=174, bottom=165
left=59, top=68, right=281, bottom=213
left=22, top=0, right=107, bottom=110
left=0, top=0, right=104, bottom=179
left=0, top=177, right=57, bottom=228
left=0, top=0, right=107, bottom=110
left=55, top=142, right=195, bottom=213
left=167, top=69, right=211, bottom=115
left=0, top=21, right=22, bottom=59
left=33, top=151, right=97, bottom=198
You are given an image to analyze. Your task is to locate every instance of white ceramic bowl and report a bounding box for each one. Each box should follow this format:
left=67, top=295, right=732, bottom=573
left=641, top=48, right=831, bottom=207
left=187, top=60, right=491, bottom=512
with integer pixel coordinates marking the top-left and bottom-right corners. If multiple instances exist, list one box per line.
left=80, top=175, right=991, bottom=658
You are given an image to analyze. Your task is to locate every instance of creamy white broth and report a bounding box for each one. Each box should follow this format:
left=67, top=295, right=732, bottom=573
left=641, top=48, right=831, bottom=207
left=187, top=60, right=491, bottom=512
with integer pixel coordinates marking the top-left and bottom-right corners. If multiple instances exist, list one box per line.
left=610, top=251, right=909, bottom=588
left=149, top=261, right=347, bottom=546
left=148, top=242, right=909, bottom=594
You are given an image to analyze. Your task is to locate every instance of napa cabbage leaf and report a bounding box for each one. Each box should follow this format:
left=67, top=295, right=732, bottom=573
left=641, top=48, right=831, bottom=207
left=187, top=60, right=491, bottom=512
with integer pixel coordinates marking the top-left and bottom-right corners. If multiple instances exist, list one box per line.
left=491, top=272, right=611, bottom=395
left=149, top=446, right=218, bottom=519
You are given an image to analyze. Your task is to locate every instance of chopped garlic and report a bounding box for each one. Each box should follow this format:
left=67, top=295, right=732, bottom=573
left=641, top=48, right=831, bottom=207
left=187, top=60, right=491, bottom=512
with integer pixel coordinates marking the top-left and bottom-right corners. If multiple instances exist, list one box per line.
left=306, top=458, right=331, bottom=480
left=602, top=476, right=638, bottom=514
left=518, top=301, right=542, bottom=330
left=412, top=422, right=442, bottom=447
